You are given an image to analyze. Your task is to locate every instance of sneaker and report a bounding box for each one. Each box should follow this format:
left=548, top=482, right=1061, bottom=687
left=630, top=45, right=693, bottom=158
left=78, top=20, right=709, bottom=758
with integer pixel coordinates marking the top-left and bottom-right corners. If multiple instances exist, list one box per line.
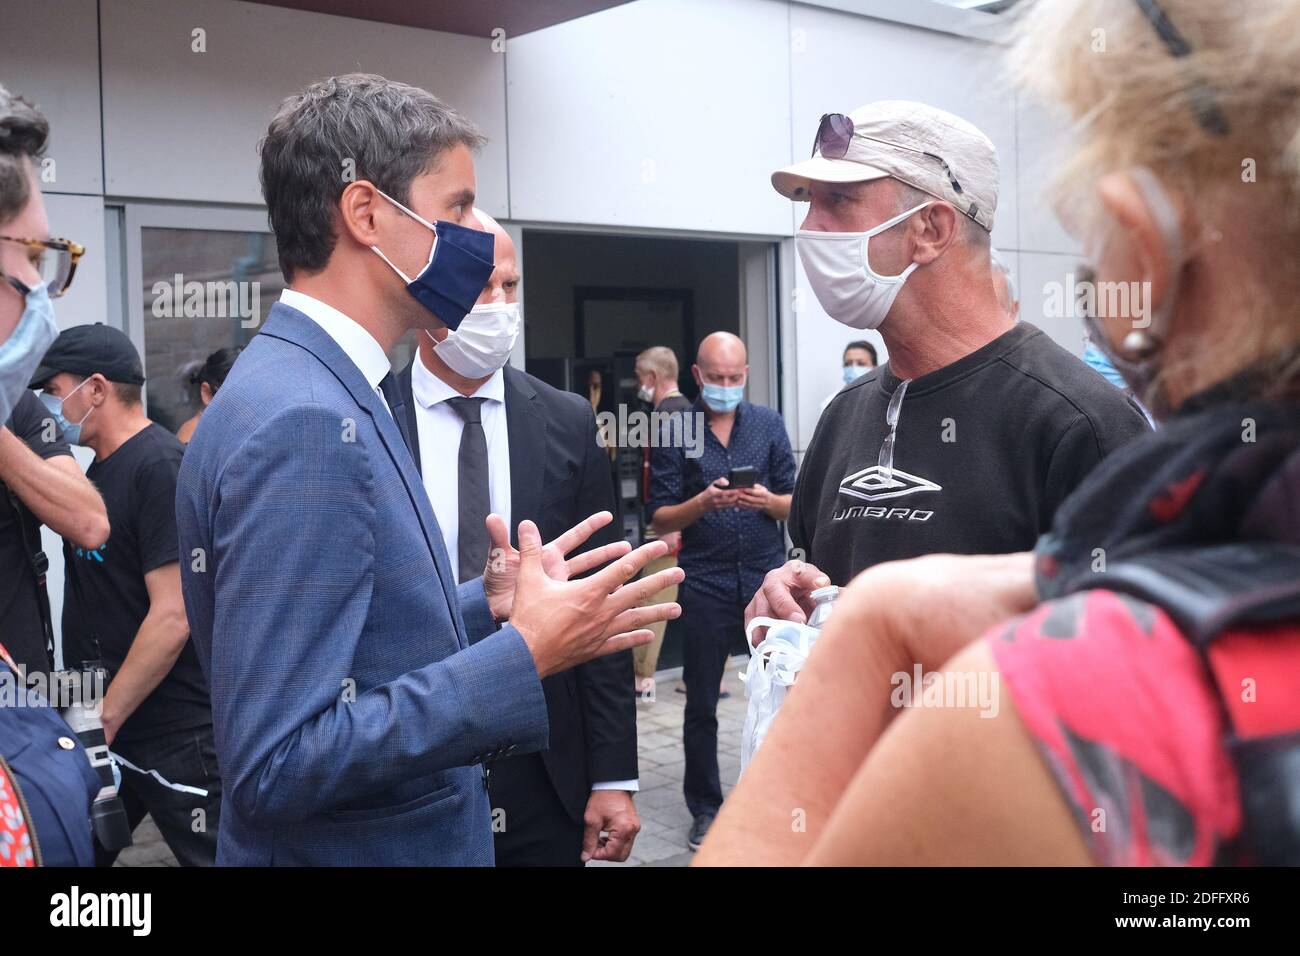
left=688, top=813, right=715, bottom=851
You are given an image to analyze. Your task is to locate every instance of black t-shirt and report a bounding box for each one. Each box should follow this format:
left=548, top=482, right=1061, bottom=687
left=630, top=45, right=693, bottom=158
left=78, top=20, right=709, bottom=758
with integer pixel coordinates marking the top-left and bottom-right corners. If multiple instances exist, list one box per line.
left=791, top=322, right=1152, bottom=586
left=0, top=391, right=71, bottom=677
left=63, top=423, right=210, bottom=741
left=656, top=392, right=693, bottom=415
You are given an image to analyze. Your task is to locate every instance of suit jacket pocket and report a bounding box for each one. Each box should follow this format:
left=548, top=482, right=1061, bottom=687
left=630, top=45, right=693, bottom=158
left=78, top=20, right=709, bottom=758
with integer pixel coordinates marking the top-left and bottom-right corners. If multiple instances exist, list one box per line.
left=324, top=780, right=459, bottom=825
left=274, top=778, right=479, bottom=866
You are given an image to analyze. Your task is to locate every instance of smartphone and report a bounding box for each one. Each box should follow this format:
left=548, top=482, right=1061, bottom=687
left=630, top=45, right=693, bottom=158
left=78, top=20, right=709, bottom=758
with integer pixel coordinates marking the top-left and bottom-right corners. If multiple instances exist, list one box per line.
left=725, top=466, right=758, bottom=489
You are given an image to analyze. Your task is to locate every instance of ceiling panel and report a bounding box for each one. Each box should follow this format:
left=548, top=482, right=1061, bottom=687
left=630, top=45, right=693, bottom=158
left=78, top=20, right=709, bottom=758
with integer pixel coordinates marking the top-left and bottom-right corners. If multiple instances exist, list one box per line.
left=245, top=0, right=635, bottom=37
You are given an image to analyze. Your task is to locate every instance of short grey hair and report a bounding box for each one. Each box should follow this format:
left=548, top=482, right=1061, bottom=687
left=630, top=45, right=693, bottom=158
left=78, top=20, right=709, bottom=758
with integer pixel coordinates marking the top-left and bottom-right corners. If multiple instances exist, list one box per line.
left=0, top=83, right=49, bottom=225
left=259, top=73, right=486, bottom=281
left=636, top=345, right=679, bottom=381
left=895, top=181, right=989, bottom=248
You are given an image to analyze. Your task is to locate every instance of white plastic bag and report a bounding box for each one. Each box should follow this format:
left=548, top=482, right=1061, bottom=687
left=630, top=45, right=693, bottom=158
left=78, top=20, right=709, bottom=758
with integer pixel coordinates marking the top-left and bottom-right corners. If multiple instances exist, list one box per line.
left=739, top=617, right=819, bottom=773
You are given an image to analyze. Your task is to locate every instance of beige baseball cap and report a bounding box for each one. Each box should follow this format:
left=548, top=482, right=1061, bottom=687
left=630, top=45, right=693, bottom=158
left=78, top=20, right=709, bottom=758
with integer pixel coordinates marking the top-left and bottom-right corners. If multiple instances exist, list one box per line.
left=772, top=100, right=998, bottom=232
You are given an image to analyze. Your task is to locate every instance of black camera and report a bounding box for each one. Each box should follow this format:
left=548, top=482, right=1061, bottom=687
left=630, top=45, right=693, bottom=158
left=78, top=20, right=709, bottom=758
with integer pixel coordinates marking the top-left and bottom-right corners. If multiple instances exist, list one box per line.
left=57, top=663, right=133, bottom=853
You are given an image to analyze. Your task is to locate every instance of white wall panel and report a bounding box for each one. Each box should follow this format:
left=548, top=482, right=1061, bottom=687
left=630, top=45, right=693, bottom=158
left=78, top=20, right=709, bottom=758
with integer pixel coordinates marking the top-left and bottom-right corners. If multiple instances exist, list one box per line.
left=1018, top=250, right=1089, bottom=357
left=0, top=0, right=103, bottom=195
left=100, top=0, right=509, bottom=217
left=506, top=0, right=792, bottom=235
left=1016, top=99, right=1084, bottom=256
left=43, top=192, right=109, bottom=331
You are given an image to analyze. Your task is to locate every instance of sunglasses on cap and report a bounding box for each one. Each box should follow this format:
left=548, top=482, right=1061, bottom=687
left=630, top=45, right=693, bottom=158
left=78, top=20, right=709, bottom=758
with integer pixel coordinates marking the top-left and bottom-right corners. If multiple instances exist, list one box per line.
left=811, top=112, right=967, bottom=200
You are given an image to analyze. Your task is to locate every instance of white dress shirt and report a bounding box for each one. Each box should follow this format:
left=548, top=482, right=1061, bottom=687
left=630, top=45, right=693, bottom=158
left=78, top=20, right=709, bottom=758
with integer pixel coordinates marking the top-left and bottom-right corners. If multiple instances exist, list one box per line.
left=411, top=352, right=637, bottom=794
left=411, top=353, right=511, bottom=585
left=280, top=289, right=392, bottom=413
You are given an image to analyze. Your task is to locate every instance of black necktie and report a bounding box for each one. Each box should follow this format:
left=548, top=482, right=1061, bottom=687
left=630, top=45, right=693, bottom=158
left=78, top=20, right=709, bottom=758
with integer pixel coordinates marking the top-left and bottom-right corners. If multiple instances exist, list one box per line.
left=378, top=370, right=416, bottom=456
left=446, top=396, right=490, bottom=583
left=377, top=371, right=400, bottom=419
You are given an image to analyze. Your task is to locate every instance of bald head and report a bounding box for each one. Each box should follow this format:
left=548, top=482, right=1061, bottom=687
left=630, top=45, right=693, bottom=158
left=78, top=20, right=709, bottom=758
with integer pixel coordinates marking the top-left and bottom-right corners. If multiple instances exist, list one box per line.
left=696, top=331, right=747, bottom=367
left=473, top=206, right=519, bottom=307
left=693, top=331, right=748, bottom=410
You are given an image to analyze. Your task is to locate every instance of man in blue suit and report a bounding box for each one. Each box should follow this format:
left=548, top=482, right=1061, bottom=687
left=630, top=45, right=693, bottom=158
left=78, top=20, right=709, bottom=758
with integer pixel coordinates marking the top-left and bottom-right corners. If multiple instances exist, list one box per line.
left=175, top=73, right=683, bottom=866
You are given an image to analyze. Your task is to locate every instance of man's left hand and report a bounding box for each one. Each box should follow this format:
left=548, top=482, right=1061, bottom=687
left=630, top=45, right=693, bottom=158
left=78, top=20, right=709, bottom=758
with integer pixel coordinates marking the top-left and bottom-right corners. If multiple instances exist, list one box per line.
left=482, top=510, right=632, bottom=622
left=582, top=790, right=640, bottom=863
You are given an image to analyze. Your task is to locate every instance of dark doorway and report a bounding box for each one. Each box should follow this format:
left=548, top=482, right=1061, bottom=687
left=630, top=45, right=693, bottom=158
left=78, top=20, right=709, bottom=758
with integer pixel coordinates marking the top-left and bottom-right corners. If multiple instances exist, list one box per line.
left=521, top=231, right=746, bottom=670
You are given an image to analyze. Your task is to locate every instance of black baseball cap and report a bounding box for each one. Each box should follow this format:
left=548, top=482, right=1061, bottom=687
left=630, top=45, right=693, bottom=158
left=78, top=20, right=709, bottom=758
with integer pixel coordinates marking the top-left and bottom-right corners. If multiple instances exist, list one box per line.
left=28, top=323, right=146, bottom=389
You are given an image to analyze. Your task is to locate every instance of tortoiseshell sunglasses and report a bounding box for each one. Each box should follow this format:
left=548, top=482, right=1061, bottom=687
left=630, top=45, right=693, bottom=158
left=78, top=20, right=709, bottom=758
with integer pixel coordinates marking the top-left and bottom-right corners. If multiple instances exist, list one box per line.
left=0, top=235, right=85, bottom=298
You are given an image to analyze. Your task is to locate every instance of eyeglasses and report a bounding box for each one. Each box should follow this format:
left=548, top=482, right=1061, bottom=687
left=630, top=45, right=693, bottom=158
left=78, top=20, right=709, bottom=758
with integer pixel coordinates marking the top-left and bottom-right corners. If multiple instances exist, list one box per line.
left=0, top=236, right=85, bottom=298
left=1134, top=0, right=1229, bottom=136
left=877, top=378, right=910, bottom=480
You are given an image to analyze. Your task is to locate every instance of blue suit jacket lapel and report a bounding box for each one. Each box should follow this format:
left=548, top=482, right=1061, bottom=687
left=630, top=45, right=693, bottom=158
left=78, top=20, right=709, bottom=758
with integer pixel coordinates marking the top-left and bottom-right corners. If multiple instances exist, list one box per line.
left=259, top=304, right=466, bottom=646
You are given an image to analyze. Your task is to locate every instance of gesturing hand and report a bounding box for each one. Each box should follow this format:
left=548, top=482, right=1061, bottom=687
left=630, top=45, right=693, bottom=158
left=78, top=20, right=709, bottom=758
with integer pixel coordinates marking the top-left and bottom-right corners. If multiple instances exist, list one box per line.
left=481, top=510, right=633, bottom=622
left=509, top=520, right=684, bottom=678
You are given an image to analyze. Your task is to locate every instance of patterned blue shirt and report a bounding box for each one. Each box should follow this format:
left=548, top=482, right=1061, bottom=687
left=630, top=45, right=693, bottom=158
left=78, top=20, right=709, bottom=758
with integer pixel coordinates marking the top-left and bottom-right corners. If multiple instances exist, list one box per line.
left=648, top=400, right=796, bottom=605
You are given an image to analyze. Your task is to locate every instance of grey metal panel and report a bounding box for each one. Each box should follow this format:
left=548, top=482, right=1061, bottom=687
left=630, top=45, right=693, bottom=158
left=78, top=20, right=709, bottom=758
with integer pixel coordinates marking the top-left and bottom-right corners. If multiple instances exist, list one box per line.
left=0, top=0, right=104, bottom=196
left=100, top=0, right=508, bottom=218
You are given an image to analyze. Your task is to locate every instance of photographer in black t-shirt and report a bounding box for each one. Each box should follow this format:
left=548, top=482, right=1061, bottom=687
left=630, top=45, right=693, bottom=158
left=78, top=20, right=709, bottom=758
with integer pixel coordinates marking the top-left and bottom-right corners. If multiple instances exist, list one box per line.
left=30, top=324, right=222, bottom=866
left=1, top=391, right=109, bottom=679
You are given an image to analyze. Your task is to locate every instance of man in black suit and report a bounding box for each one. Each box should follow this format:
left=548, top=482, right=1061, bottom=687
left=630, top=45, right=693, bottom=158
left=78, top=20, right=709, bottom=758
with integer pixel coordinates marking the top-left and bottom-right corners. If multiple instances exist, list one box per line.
left=393, top=209, right=641, bottom=866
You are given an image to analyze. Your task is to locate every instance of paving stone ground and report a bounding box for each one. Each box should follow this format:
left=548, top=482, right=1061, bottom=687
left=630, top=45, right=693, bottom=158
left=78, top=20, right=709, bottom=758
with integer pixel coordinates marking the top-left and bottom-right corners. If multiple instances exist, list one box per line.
left=116, top=657, right=750, bottom=868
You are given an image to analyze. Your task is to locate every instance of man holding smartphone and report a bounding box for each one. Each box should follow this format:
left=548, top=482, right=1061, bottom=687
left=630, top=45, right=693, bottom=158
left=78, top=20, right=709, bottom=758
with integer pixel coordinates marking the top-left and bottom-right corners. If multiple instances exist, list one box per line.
left=647, top=331, right=795, bottom=849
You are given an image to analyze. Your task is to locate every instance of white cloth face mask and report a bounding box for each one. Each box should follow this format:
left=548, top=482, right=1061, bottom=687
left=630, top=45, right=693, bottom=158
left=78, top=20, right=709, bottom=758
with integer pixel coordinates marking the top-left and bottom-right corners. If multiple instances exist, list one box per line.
left=795, top=199, right=933, bottom=330
left=426, top=300, right=521, bottom=379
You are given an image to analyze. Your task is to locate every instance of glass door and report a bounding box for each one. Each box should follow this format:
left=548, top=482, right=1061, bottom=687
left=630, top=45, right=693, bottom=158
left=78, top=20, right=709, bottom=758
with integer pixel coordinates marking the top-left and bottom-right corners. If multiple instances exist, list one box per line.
left=122, top=205, right=283, bottom=431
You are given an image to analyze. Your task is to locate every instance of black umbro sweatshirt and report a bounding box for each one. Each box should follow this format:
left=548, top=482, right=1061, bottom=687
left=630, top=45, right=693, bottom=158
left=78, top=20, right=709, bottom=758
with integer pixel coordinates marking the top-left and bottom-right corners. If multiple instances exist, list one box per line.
left=790, top=322, right=1151, bottom=585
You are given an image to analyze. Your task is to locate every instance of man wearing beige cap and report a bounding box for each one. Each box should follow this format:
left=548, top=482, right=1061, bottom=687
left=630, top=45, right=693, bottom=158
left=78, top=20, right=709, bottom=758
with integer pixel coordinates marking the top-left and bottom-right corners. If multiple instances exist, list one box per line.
left=748, top=101, right=1149, bottom=625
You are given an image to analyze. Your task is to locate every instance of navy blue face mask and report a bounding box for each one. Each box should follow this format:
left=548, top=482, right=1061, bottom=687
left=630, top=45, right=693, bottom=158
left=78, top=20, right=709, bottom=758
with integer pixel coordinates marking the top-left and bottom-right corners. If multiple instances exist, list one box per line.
left=369, top=188, right=495, bottom=331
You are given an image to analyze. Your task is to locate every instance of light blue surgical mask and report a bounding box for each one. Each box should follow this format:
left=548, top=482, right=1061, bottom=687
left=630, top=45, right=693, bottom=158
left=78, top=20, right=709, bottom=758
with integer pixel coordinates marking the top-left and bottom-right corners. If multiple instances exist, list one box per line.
left=843, top=364, right=871, bottom=386
left=701, top=382, right=743, bottom=413
left=0, top=279, right=59, bottom=426
left=38, top=375, right=93, bottom=445
left=1082, top=342, right=1129, bottom=391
